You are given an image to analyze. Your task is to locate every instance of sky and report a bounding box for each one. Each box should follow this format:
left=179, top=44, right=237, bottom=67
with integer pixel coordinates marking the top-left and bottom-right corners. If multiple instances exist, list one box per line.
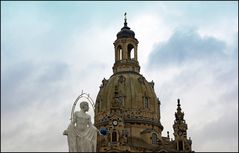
left=1, top=1, right=238, bottom=152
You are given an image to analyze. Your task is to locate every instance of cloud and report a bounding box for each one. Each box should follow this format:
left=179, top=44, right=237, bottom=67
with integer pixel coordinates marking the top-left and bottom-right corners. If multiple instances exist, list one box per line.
left=1, top=60, right=70, bottom=112
left=192, top=104, right=238, bottom=152
left=148, top=27, right=226, bottom=69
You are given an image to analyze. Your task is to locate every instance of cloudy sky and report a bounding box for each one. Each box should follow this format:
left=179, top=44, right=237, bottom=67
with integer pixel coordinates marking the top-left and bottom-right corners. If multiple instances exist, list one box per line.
left=1, top=1, right=238, bottom=152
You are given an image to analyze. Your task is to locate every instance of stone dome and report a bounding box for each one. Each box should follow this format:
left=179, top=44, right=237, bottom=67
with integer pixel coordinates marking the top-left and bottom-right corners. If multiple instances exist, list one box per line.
left=95, top=71, right=163, bottom=130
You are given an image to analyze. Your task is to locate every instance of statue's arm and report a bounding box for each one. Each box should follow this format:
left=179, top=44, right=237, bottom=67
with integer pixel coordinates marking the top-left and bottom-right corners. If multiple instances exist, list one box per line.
left=63, top=112, right=77, bottom=135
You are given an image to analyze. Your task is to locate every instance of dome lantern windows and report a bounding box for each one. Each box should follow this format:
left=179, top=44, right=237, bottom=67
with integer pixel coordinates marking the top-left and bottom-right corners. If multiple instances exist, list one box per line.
left=127, top=44, right=135, bottom=60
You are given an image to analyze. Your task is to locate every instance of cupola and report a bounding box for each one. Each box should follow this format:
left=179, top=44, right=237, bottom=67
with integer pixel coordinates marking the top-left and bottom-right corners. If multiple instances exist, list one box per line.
left=113, top=13, right=140, bottom=74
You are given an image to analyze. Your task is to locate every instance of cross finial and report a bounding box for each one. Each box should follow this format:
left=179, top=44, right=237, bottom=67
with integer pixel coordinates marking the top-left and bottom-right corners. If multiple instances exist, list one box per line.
left=124, top=12, right=127, bottom=26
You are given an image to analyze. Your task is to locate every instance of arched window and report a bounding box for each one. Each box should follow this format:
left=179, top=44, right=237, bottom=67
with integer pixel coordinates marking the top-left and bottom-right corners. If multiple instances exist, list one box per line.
left=119, top=49, right=123, bottom=60
left=112, top=131, right=117, bottom=142
left=144, top=97, right=149, bottom=108
left=117, top=45, right=123, bottom=60
left=127, top=44, right=134, bottom=59
left=152, top=133, right=157, bottom=144
left=178, top=140, right=183, bottom=151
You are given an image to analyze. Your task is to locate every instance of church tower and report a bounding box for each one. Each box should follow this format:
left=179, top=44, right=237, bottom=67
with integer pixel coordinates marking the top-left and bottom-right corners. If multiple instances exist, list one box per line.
left=94, top=14, right=193, bottom=152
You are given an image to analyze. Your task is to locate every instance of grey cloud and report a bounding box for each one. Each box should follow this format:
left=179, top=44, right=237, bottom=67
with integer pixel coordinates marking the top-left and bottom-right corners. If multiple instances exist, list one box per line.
left=36, top=61, right=69, bottom=83
left=192, top=108, right=238, bottom=151
left=148, top=28, right=226, bottom=69
left=1, top=108, right=69, bottom=151
left=1, top=59, right=71, bottom=151
left=1, top=60, right=70, bottom=115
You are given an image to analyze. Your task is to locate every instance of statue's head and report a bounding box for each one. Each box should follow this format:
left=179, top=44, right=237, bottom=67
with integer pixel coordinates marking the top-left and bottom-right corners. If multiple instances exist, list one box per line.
left=80, top=101, right=89, bottom=112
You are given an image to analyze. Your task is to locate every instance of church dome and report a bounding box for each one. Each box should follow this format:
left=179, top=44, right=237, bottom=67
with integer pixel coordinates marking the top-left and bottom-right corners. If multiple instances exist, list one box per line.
left=95, top=13, right=163, bottom=134
left=95, top=71, right=163, bottom=130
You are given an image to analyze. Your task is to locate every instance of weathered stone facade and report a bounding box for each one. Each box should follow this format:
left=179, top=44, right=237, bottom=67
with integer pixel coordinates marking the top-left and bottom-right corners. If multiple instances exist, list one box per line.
left=94, top=16, right=193, bottom=152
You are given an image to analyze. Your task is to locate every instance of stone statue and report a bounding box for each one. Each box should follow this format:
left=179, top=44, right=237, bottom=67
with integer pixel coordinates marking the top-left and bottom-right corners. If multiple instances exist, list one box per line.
left=63, top=101, right=98, bottom=152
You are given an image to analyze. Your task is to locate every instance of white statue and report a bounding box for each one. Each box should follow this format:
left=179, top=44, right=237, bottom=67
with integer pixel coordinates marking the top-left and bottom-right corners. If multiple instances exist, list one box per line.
left=63, top=101, right=98, bottom=152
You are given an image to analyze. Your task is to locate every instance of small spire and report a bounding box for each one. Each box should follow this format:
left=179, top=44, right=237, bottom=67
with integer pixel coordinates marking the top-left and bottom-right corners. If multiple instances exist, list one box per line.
left=124, top=12, right=127, bottom=27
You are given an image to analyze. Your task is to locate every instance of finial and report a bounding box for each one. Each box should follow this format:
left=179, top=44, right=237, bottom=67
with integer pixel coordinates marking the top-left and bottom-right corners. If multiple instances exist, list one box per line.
left=124, top=12, right=127, bottom=27
left=177, top=98, right=181, bottom=112
left=177, top=98, right=180, bottom=106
